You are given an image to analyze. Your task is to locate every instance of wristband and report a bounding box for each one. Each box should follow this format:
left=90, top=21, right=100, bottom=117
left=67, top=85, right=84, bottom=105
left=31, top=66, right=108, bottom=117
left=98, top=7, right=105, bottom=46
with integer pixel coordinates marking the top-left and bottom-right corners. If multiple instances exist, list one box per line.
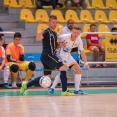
left=84, top=62, right=88, bottom=67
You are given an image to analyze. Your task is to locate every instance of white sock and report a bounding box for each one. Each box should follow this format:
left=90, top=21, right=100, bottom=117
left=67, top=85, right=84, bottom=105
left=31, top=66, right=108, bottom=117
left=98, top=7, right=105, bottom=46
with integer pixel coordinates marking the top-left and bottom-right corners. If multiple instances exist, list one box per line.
left=3, top=66, right=10, bottom=84
left=74, top=74, right=82, bottom=91
left=51, top=73, right=60, bottom=89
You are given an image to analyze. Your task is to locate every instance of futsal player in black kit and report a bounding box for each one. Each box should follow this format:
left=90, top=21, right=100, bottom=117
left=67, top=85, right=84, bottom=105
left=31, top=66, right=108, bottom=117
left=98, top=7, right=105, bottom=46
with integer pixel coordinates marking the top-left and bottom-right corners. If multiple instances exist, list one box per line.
left=20, top=15, right=75, bottom=96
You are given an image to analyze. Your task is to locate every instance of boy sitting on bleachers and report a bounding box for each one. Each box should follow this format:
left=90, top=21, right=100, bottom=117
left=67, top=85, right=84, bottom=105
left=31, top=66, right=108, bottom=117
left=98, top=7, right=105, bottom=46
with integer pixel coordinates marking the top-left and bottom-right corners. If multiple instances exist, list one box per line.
left=86, top=24, right=107, bottom=68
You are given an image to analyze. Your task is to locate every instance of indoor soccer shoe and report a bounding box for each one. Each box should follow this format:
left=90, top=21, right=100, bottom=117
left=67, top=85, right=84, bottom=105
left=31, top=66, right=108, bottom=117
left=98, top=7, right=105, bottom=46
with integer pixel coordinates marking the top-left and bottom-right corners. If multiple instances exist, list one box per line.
left=74, top=90, right=87, bottom=95
left=3, top=84, right=12, bottom=89
left=61, top=90, right=75, bottom=96
left=20, top=83, right=27, bottom=95
left=48, top=88, right=54, bottom=95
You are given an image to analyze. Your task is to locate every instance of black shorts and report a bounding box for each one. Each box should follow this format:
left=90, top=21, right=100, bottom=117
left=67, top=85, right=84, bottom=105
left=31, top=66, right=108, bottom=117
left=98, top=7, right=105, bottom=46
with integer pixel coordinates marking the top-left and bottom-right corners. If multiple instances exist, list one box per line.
left=41, top=54, right=63, bottom=75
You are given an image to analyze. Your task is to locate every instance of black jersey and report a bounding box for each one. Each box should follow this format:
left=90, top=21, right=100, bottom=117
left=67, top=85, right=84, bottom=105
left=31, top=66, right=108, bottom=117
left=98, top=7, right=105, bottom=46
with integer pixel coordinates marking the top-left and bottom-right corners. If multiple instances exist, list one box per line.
left=42, top=28, right=58, bottom=55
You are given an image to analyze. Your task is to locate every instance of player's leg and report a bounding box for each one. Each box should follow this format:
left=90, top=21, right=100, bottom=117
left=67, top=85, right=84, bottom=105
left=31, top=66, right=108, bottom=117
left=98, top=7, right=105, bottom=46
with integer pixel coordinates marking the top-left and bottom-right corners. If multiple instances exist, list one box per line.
left=10, top=63, right=19, bottom=88
left=20, top=61, right=36, bottom=95
left=47, top=54, right=75, bottom=96
left=3, top=65, right=12, bottom=89
left=20, top=59, right=51, bottom=95
left=70, top=63, right=87, bottom=95
left=49, top=73, right=60, bottom=95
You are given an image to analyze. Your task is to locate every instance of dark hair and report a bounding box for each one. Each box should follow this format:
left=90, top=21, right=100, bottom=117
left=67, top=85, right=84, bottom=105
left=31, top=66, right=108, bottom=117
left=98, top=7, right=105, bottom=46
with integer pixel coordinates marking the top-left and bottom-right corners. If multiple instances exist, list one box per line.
left=111, top=27, right=117, bottom=31
left=49, top=15, right=57, bottom=21
left=90, top=24, right=97, bottom=28
left=14, top=32, right=22, bottom=38
left=67, top=19, right=74, bottom=23
left=73, top=25, right=81, bottom=30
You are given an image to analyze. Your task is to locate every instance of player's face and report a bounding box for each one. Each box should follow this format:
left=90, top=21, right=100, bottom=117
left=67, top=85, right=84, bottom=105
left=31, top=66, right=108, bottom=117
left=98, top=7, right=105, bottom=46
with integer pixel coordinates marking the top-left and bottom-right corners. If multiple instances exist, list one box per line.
left=67, top=20, right=74, bottom=30
left=14, top=37, right=21, bottom=46
left=72, top=29, right=81, bottom=39
left=49, top=19, right=58, bottom=30
left=90, top=26, right=96, bottom=32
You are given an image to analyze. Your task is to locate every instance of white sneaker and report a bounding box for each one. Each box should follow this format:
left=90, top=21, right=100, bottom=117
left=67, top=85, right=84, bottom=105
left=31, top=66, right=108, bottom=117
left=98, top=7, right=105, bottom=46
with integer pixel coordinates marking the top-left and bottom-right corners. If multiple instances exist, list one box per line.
left=12, top=82, right=17, bottom=88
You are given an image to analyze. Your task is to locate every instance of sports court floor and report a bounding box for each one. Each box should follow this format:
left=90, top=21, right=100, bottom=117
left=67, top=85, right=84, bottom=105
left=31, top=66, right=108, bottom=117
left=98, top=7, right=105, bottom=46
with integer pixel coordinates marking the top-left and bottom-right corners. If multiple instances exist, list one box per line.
left=0, top=87, right=117, bottom=117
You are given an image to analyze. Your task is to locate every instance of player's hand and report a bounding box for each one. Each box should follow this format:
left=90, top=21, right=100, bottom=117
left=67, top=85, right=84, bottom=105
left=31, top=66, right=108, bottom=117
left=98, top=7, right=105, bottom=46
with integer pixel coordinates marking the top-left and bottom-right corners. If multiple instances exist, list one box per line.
left=58, top=42, right=65, bottom=48
left=37, top=30, right=44, bottom=40
left=0, top=66, right=2, bottom=71
left=17, top=44, right=22, bottom=48
left=85, top=64, right=90, bottom=71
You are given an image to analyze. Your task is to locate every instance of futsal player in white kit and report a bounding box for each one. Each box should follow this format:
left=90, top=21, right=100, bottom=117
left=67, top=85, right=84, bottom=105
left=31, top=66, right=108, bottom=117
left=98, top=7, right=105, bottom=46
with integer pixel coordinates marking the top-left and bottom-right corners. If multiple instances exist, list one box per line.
left=49, top=26, right=90, bottom=95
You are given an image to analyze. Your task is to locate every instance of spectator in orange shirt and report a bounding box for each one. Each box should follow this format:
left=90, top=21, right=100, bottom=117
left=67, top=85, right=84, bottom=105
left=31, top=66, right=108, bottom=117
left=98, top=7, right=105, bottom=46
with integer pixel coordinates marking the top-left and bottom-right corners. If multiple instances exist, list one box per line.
left=6, top=32, right=36, bottom=88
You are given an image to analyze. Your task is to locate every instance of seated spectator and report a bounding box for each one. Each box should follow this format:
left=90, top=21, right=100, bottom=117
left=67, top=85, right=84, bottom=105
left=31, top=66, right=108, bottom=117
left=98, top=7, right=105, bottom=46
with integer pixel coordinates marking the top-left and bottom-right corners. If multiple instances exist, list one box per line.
left=0, top=27, right=7, bottom=49
left=0, top=37, right=12, bottom=89
left=37, top=0, right=63, bottom=9
left=6, top=32, right=36, bottom=88
left=66, top=0, right=87, bottom=10
left=101, top=27, right=117, bottom=48
left=86, top=24, right=107, bottom=68
left=60, top=19, right=77, bottom=52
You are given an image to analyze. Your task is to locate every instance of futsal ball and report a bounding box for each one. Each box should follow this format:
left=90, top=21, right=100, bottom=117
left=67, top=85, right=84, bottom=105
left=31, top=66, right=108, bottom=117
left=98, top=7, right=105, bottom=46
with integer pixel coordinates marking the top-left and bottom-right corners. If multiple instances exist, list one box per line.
left=39, top=76, right=52, bottom=88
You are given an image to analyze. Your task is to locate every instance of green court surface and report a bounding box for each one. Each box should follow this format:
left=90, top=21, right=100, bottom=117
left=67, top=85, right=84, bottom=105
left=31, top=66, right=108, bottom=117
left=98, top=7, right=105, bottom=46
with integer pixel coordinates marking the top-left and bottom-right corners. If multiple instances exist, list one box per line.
left=0, top=88, right=117, bottom=97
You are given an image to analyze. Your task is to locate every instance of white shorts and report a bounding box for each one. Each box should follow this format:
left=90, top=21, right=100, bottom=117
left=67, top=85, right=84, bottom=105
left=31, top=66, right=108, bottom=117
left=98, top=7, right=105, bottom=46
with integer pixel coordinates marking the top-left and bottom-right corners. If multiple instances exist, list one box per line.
left=56, top=48, right=77, bottom=67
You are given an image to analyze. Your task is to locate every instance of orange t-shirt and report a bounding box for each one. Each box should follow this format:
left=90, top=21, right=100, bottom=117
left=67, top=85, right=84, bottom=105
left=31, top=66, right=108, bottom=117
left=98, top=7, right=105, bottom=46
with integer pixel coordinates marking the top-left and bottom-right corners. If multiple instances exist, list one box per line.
left=6, top=42, right=24, bottom=62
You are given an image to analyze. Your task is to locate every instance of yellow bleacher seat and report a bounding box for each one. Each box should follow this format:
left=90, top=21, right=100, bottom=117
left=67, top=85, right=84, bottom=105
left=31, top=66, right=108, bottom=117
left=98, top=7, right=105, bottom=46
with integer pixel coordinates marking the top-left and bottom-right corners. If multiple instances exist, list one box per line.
left=92, top=0, right=109, bottom=9
left=80, top=10, right=98, bottom=23
left=98, top=24, right=110, bottom=38
left=85, top=0, right=95, bottom=9
left=20, top=9, right=39, bottom=23
left=37, top=24, right=48, bottom=34
left=82, top=24, right=90, bottom=38
left=65, top=10, right=83, bottom=23
left=19, top=0, right=36, bottom=8
left=4, top=0, right=22, bottom=8
left=35, top=9, right=49, bottom=23
left=51, top=10, right=67, bottom=23
left=106, top=0, right=117, bottom=10
left=113, top=24, right=117, bottom=28
left=109, top=10, right=117, bottom=23
left=55, top=24, right=63, bottom=36
left=95, top=10, right=113, bottom=24
left=4, top=0, right=11, bottom=7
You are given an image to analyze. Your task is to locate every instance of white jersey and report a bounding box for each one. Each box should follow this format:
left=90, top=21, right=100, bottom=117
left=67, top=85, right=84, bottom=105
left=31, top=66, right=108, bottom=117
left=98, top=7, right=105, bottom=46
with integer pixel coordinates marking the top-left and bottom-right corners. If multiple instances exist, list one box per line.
left=57, top=34, right=84, bottom=53
left=56, top=34, right=84, bottom=66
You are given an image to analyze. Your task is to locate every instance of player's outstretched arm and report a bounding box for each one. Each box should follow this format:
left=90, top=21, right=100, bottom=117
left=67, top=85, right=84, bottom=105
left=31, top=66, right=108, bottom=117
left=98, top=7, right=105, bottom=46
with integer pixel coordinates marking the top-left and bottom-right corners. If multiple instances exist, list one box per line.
left=36, top=30, right=44, bottom=41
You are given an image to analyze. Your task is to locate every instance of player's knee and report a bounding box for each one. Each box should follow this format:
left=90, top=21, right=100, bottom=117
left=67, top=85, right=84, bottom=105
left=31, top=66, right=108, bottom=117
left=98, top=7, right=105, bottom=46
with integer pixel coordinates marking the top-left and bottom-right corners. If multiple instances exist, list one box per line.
left=10, top=64, right=19, bottom=73
left=59, top=65, right=67, bottom=71
left=28, top=62, right=36, bottom=71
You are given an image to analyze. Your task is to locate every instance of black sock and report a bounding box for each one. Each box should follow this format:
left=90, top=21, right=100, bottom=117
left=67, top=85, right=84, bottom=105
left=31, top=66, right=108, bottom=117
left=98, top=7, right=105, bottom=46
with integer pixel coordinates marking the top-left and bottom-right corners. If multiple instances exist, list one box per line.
left=27, top=76, right=41, bottom=88
left=60, top=71, right=67, bottom=92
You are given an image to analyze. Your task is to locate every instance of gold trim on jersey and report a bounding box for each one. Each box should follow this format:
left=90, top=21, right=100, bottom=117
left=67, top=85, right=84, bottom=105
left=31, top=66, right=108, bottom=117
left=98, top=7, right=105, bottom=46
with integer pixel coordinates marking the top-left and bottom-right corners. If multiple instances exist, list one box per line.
left=48, top=54, right=59, bottom=63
